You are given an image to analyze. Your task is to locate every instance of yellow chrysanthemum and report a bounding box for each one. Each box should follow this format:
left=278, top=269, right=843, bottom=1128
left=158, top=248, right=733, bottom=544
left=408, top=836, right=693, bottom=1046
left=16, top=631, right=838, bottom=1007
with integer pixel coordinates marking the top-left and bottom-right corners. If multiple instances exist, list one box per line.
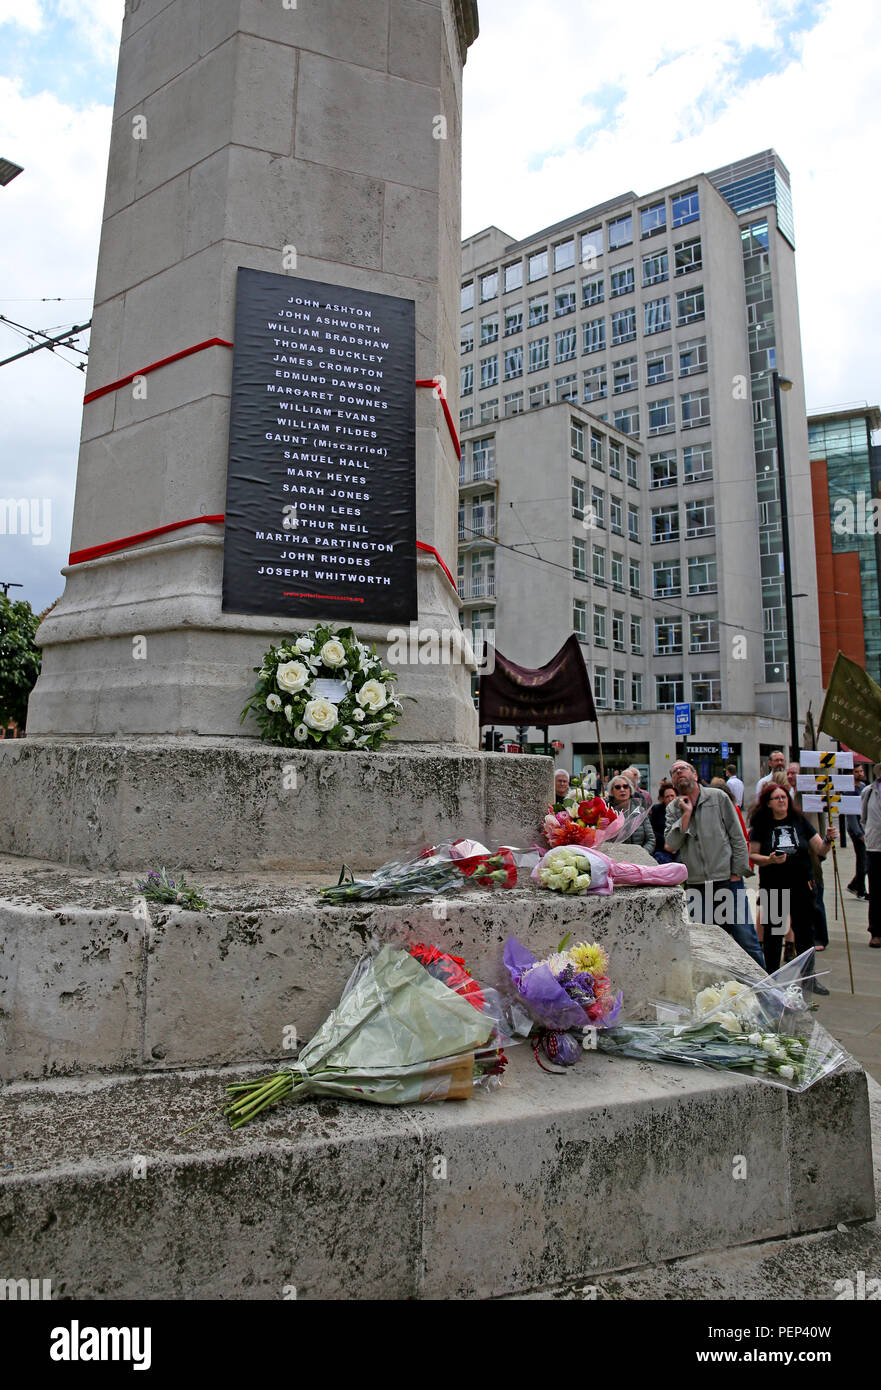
left=568, top=941, right=608, bottom=975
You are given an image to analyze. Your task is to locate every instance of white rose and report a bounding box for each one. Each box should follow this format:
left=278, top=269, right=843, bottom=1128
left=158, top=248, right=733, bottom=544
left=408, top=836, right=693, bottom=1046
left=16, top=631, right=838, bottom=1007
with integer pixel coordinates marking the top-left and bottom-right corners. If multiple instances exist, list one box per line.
left=383, top=711, right=395, bottom=721
left=284, top=704, right=293, bottom=723
left=778, top=1064, right=795, bottom=1081
left=319, top=638, right=347, bottom=668
left=695, top=987, right=722, bottom=1016
left=276, top=660, right=310, bottom=694
left=747, top=1032, right=763, bottom=1046
left=354, top=734, right=370, bottom=748
left=265, top=693, right=282, bottom=712
left=340, top=725, right=355, bottom=744
left=352, top=708, right=366, bottom=723
left=715, top=1012, right=741, bottom=1033
left=295, top=636, right=314, bottom=653
left=356, top=679, right=388, bottom=712
left=304, top=697, right=339, bottom=732
left=762, top=1038, right=778, bottom=1053
left=294, top=724, right=308, bottom=742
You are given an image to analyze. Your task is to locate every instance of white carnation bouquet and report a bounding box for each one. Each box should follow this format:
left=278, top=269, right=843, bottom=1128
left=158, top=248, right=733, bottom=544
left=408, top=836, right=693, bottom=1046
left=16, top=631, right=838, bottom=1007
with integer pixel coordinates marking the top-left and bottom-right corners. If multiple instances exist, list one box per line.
left=536, top=846, right=593, bottom=895
left=241, top=624, right=405, bottom=750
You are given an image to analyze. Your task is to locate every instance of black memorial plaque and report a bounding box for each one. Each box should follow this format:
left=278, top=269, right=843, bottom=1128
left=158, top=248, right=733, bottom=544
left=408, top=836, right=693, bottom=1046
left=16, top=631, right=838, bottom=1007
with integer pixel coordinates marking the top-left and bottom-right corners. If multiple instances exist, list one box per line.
left=222, top=268, right=417, bottom=623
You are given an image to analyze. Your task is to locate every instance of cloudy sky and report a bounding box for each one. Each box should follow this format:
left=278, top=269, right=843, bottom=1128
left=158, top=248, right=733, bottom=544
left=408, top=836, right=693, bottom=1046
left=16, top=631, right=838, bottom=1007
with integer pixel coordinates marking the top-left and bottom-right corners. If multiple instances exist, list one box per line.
left=1, top=0, right=878, bottom=613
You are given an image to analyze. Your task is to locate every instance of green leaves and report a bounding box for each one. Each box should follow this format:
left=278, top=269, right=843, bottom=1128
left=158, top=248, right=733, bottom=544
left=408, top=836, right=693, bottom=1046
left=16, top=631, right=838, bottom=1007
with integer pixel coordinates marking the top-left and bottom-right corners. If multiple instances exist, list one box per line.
left=0, top=594, right=43, bottom=729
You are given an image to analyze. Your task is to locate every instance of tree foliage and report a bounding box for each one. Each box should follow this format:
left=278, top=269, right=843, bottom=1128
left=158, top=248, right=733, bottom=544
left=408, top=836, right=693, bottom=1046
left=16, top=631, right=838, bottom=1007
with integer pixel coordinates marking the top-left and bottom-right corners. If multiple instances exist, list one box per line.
left=0, top=594, right=42, bottom=729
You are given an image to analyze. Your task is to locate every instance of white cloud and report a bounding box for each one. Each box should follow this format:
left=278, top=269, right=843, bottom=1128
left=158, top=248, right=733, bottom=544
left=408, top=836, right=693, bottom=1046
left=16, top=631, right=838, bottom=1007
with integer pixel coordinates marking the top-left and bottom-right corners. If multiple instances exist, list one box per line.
left=0, top=0, right=43, bottom=32
left=56, top=0, right=123, bottom=67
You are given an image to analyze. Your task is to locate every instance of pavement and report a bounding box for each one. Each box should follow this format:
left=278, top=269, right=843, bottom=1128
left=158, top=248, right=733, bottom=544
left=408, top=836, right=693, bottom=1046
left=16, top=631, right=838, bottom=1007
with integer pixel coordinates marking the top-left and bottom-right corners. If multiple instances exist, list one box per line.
left=747, top=840, right=881, bottom=1084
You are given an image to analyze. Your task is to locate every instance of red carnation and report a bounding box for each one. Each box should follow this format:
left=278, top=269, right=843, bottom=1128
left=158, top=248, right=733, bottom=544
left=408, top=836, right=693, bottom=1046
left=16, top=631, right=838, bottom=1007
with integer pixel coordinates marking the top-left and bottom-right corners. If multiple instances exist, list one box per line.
left=407, top=942, right=486, bottom=1011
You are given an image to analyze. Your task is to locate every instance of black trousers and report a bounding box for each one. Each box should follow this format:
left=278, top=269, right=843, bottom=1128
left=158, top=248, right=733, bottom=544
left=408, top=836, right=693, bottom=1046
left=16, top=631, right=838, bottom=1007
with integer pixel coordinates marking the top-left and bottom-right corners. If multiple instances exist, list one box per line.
left=868, top=853, right=881, bottom=937
left=759, top=877, right=816, bottom=974
left=848, top=836, right=868, bottom=894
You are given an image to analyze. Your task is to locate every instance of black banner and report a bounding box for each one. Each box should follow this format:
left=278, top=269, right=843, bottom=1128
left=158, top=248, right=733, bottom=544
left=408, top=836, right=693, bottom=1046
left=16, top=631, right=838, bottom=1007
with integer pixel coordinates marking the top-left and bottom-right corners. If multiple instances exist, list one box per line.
left=479, top=634, right=597, bottom=726
left=222, top=268, right=417, bottom=623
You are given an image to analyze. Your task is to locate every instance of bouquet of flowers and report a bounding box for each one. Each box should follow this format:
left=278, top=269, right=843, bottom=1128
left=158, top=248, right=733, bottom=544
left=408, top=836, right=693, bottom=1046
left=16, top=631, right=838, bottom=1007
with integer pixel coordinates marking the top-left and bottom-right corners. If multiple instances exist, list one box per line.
left=224, top=941, right=508, bottom=1127
left=318, top=838, right=525, bottom=902
left=133, top=866, right=208, bottom=910
left=543, top=796, right=623, bottom=849
left=534, top=846, right=594, bottom=895
left=241, top=624, right=404, bottom=750
left=503, top=935, right=622, bottom=1067
left=596, top=951, right=843, bottom=1092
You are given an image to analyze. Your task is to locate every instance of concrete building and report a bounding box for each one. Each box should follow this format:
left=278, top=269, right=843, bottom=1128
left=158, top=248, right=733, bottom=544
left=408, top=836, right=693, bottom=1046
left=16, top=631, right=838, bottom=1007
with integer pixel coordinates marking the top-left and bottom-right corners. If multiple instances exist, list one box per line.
left=459, top=149, right=821, bottom=792
left=808, top=404, right=881, bottom=687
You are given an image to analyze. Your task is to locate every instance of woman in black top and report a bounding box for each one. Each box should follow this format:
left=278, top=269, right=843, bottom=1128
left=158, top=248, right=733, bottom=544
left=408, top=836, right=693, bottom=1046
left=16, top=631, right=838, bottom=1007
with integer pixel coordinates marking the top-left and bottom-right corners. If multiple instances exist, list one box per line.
left=748, top=783, right=836, bottom=974
left=650, top=780, right=676, bottom=862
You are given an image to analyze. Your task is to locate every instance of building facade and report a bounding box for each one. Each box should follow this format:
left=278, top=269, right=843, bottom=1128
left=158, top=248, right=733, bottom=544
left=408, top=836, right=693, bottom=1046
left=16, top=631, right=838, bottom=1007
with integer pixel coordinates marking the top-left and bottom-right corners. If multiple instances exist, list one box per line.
left=459, top=150, right=821, bottom=793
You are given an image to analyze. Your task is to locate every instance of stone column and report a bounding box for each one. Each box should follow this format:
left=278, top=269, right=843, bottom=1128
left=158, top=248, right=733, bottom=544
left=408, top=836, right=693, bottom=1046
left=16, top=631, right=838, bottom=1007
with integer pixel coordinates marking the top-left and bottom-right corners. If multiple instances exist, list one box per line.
left=26, top=0, right=479, bottom=744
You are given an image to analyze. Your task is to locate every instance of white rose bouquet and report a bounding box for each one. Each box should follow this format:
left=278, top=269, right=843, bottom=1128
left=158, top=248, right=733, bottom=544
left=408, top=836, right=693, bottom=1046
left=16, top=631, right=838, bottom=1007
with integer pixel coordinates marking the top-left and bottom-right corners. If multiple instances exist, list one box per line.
left=241, top=623, right=405, bottom=750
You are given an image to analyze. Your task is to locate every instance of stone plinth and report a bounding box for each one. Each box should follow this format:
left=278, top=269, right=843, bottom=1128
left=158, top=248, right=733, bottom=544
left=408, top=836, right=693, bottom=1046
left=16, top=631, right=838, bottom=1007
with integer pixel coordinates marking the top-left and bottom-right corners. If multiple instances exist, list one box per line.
left=0, top=739, right=549, bottom=872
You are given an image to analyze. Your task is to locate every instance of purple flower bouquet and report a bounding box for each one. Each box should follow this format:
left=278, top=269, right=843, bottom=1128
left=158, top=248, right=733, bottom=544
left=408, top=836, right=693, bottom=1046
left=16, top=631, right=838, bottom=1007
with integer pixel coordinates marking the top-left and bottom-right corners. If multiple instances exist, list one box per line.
left=503, top=935, right=623, bottom=1068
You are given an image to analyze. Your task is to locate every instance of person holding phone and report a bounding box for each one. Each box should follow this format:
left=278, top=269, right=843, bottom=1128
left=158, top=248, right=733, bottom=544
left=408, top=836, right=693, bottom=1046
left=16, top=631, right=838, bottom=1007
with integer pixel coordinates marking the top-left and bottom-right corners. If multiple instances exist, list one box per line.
left=749, top=782, right=836, bottom=982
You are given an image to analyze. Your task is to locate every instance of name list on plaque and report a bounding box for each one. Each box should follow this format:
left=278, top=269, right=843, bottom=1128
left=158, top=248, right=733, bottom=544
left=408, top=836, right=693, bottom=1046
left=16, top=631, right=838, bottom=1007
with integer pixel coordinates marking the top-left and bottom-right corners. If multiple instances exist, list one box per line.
left=222, top=267, right=417, bottom=623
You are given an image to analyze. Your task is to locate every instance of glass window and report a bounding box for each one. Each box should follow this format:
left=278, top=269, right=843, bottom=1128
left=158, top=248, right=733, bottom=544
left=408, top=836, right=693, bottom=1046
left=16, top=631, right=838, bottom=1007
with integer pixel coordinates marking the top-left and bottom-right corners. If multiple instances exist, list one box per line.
left=646, top=347, right=673, bottom=385
left=504, top=390, right=524, bottom=417
left=685, top=498, right=715, bottom=537
left=592, top=547, right=606, bottom=584
left=687, top=555, right=717, bottom=594
left=460, top=322, right=473, bottom=355
left=555, top=283, right=576, bottom=316
left=613, top=669, right=627, bottom=709
left=611, top=551, right=624, bottom=590
left=480, top=354, right=498, bottom=389
left=582, top=273, right=604, bottom=307
left=528, top=293, right=549, bottom=326
left=479, top=399, right=498, bottom=425
left=571, top=418, right=585, bottom=461
left=471, top=435, right=495, bottom=478
left=573, top=536, right=586, bottom=577
left=528, top=381, right=549, bottom=409
left=642, top=250, right=668, bottom=286
left=609, top=442, right=622, bottom=478
left=581, top=227, right=604, bottom=264
left=556, top=373, right=577, bottom=402
left=613, top=355, right=638, bottom=394
left=572, top=476, right=585, bottom=517
left=656, top=674, right=685, bottom=708
left=504, top=304, right=523, bottom=336
left=611, top=307, right=636, bottom=344
left=593, top=605, right=607, bottom=647
left=528, top=249, right=548, bottom=282
left=528, top=336, right=549, bottom=372
left=504, top=344, right=523, bottom=379
left=610, top=263, right=635, bottom=298
left=459, top=406, right=473, bottom=433
left=590, top=430, right=604, bottom=468
left=629, top=558, right=641, bottom=595
left=675, top=236, right=702, bottom=276
left=461, top=281, right=474, bottom=313
left=583, top=363, right=607, bottom=401
left=594, top=666, right=608, bottom=707
left=690, top=612, right=719, bottom=651
left=681, top=389, right=710, bottom=428
left=612, top=612, right=625, bottom=651
left=648, top=397, right=675, bottom=435
left=644, top=296, right=670, bottom=335
left=583, top=316, right=606, bottom=353
left=651, top=503, right=680, bottom=543
left=640, top=200, right=666, bottom=238
left=631, top=672, right=643, bottom=707
left=650, top=450, right=677, bottom=488
left=480, top=313, right=498, bottom=344
left=504, top=261, right=523, bottom=293
left=626, top=450, right=639, bottom=488
left=591, top=485, right=605, bottom=526
left=671, top=188, right=699, bottom=228
left=676, top=287, right=705, bottom=324
left=654, top=617, right=683, bottom=654
left=683, top=442, right=713, bottom=482
left=613, top=404, right=639, bottom=436
left=460, top=363, right=473, bottom=395
left=574, top=598, right=588, bottom=640
left=679, top=338, right=707, bottom=377
left=630, top=615, right=642, bottom=653
left=609, top=496, right=623, bottom=535
left=480, top=270, right=498, bottom=302
left=555, top=327, right=577, bottom=362
left=554, top=238, right=575, bottom=272
left=692, top=672, right=721, bottom=710
left=653, top=559, right=681, bottom=596
left=609, top=213, right=633, bottom=249
left=628, top=503, right=640, bottom=542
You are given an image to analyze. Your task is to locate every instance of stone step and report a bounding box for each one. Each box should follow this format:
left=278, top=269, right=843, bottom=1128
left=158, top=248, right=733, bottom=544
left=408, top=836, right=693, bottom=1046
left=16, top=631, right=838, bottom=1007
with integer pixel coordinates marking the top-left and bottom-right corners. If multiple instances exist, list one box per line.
left=1, top=1044, right=873, bottom=1300
left=0, top=852, right=692, bottom=1081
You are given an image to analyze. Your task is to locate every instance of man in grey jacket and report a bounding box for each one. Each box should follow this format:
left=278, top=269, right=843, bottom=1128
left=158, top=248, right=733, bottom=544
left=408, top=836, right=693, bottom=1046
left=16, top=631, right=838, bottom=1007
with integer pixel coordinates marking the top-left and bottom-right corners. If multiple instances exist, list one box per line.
left=666, top=759, right=764, bottom=967
left=862, top=764, right=881, bottom=947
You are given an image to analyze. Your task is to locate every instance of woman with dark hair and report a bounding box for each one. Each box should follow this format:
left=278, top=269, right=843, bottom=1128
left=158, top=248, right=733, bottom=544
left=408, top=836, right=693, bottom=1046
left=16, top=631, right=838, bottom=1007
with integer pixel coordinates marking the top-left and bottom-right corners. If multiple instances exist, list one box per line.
left=650, top=780, right=676, bottom=862
left=748, top=782, right=836, bottom=981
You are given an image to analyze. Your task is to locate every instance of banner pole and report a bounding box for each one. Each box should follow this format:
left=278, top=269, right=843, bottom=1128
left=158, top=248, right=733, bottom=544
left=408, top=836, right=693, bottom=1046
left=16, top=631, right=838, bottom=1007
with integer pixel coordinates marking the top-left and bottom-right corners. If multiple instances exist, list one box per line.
left=825, top=785, right=855, bottom=994
left=595, top=718, right=605, bottom=788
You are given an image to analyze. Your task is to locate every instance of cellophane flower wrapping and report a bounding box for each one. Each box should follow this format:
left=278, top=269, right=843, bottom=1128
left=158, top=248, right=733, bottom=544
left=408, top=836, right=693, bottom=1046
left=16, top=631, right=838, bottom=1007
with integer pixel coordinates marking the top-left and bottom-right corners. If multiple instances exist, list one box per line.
left=502, top=935, right=623, bottom=1066
left=596, top=949, right=845, bottom=1091
left=224, top=941, right=511, bottom=1127
left=542, top=796, right=626, bottom=850
left=318, top=839, right=532, bottom=902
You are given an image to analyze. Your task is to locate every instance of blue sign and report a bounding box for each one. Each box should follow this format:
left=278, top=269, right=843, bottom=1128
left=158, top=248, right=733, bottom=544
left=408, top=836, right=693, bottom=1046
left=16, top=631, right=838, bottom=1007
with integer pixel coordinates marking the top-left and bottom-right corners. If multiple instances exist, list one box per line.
left=674, top=703, right=692, bottom=736
left=721, top=741, right=730, bottom=759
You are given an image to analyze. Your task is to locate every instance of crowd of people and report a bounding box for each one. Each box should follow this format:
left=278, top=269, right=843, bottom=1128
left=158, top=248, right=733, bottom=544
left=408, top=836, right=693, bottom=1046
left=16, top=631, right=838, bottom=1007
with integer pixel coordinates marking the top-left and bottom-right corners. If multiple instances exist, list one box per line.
left=553, top=753, right=881, bottom=985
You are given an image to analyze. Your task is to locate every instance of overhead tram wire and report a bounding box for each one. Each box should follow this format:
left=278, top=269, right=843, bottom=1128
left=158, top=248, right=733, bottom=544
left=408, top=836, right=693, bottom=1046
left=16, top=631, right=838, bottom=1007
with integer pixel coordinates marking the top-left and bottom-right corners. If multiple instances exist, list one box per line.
left=0, top=312, right=91, bottom=372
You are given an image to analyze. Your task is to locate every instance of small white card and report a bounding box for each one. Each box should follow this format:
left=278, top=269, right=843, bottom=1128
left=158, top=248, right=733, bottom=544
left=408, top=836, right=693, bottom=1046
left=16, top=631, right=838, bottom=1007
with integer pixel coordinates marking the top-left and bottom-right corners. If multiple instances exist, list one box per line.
left=310, top=678, right=348, bottom=704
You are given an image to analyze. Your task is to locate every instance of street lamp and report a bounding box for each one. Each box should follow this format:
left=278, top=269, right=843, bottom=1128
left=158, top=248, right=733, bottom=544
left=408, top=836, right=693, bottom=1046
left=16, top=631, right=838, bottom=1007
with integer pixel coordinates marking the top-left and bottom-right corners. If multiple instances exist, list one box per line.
left=771, top=369, right=799, bottom=759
